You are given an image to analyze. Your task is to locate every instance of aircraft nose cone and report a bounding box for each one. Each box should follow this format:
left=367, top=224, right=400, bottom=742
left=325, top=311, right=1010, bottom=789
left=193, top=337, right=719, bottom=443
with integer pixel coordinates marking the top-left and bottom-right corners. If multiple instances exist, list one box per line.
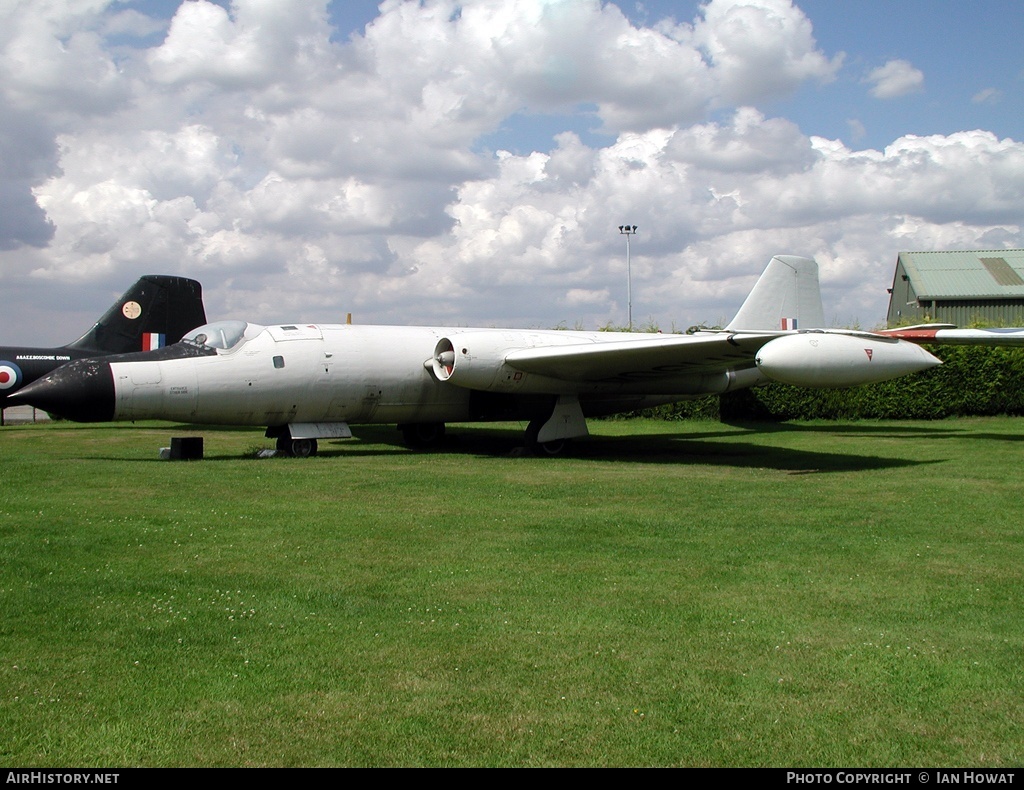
left=8, top=359, right=115, bottom=422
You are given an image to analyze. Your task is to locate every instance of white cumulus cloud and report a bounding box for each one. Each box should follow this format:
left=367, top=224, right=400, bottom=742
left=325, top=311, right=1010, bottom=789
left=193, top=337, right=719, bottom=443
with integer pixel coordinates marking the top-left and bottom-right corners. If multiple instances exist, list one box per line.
left=0, top=0, right=1019, bottom=343
left=865, top=59, right=924, bottom=99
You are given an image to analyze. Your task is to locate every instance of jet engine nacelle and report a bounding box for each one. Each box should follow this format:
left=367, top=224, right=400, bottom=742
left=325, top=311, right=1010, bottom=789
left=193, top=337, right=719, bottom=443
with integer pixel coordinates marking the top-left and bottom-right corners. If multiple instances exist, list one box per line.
left=755, top=332, right=941, bottom=387
left=431, top=332, right=542, bottom=391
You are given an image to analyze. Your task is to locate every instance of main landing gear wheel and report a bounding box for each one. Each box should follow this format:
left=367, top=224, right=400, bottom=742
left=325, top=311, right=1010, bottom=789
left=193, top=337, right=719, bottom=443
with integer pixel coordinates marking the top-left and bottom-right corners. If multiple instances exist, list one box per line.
left=399, top=422, right=446, bottom=449
left=524, top=419, right=569, bottom=457
left=276, top=436, right=318, bottom=457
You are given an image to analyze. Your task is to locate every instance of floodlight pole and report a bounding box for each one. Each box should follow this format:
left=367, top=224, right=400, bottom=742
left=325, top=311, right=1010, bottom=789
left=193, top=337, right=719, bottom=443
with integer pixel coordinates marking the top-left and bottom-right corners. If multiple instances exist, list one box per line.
left=618, top=224, right=637, bottom=330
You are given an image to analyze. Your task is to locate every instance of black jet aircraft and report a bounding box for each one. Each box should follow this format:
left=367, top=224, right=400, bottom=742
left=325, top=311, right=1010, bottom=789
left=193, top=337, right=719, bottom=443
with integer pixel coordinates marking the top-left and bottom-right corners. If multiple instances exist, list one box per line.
left=1, top=275, right=206, bottom=412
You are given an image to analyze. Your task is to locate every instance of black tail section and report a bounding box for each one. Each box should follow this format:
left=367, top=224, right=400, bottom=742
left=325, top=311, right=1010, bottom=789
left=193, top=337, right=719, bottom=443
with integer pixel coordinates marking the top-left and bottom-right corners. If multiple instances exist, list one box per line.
left=66, top=275, right=206, bottom=354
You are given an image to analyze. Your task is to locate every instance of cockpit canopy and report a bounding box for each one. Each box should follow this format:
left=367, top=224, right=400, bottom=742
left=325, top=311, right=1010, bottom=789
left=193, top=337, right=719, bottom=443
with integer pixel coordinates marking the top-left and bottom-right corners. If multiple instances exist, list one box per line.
left=182, top=320, right=251, bottom=351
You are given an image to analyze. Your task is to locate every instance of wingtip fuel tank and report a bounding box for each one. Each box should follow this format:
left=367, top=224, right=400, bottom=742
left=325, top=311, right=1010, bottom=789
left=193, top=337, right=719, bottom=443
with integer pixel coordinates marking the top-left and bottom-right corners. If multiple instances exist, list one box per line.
left=755, top=333, right=942, bottom=388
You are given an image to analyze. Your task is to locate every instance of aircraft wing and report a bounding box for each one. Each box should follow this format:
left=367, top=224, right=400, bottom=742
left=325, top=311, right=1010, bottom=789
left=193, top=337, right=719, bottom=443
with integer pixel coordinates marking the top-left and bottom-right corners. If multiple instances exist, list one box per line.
left=503, top=332, right=776, bottom=382
left=878, top=326, right=1024, bottom=347
left=486, top=327, right=939, bottom=390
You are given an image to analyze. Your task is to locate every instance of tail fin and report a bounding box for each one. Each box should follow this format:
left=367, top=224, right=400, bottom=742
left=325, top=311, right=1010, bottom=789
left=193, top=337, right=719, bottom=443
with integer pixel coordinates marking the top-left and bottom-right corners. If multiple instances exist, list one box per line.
left=66, top=275, right=207, bottom=354
left=725, top=255, right=825, bottom=332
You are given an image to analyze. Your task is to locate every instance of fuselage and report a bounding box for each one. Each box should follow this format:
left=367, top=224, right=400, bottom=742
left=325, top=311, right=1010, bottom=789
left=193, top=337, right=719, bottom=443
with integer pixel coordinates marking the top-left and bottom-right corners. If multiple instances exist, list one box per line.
left=18, top=320, right=761, bottom=427
left=116, top=322, right=756, bottom=425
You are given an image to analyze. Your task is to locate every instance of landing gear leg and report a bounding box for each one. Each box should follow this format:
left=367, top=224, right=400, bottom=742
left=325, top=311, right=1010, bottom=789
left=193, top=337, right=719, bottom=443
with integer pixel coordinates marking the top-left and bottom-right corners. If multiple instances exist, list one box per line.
left=524, top=419, right=569, bottom=457
left=522, top=395, right=588, bottom=456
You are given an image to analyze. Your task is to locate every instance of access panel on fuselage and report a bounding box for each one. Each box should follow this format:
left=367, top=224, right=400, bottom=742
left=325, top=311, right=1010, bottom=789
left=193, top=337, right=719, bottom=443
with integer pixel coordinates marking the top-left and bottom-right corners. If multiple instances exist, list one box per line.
left=248, top=327, right=325, bottom=425
left=316, top=326, right=472, bottom=424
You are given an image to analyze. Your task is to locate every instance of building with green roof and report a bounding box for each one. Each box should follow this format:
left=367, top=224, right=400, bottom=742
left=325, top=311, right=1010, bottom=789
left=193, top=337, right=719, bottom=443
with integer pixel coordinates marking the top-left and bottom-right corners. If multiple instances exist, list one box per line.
left=887, top=250, right=1024, bottom=327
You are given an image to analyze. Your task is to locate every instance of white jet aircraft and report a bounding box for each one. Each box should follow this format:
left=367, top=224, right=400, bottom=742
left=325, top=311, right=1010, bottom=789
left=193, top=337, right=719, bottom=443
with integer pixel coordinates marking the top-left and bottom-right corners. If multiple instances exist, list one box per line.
left=11, top=256, right=943, bottom=457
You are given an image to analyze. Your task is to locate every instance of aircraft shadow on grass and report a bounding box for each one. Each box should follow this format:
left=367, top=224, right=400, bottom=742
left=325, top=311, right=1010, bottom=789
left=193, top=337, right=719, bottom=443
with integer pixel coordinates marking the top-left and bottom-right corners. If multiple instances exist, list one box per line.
left=715, top=419, right=1024, bottom=444
left=235, top=422, right=945, bottom=474
left=66, top=420, right=1017, bottom=472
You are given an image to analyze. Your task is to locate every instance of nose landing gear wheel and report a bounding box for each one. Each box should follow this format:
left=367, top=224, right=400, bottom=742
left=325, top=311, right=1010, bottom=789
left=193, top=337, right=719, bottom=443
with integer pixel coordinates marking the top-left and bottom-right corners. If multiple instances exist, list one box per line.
left=276, top=436, right=318, bottom=457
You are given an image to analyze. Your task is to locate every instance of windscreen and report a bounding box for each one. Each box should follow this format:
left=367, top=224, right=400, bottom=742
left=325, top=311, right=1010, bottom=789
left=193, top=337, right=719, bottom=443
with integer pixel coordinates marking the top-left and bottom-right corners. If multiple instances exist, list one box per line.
left=182, top=320, right=250, bottom=350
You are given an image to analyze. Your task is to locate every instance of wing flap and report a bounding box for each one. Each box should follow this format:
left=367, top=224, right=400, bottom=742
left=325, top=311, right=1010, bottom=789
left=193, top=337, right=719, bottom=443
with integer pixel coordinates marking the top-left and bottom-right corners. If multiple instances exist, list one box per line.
left=504, top=332, right=775, bottom=382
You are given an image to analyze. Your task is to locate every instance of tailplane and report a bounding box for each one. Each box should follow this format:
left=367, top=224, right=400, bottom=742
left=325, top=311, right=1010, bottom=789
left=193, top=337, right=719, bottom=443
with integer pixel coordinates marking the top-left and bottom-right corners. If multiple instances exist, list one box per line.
left=725, top=255, right=825, bottom=332
left=66, top=275, right=206, bottom=354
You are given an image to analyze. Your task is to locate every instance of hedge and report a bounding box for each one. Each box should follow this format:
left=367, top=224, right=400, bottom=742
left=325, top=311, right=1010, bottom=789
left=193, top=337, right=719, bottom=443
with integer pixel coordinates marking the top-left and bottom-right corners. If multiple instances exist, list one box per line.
left=622, top=345, right=1024, bottom=421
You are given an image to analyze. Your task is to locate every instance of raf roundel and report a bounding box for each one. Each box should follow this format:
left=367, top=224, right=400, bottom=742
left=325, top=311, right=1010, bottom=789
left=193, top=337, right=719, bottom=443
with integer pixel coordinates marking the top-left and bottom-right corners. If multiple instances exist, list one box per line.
left=0, top=361, right=23, bottom=391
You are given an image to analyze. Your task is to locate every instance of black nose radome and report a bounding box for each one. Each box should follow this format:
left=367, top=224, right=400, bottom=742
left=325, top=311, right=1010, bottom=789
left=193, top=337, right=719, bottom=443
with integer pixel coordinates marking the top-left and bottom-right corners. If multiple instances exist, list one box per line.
left=8, top=359, right=115, bottom=422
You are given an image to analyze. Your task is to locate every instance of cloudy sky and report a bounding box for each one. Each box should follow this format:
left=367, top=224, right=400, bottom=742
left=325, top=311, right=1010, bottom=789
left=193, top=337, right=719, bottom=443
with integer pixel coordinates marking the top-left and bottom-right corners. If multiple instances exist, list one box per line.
left=2, top=0, right=1022, bottom=345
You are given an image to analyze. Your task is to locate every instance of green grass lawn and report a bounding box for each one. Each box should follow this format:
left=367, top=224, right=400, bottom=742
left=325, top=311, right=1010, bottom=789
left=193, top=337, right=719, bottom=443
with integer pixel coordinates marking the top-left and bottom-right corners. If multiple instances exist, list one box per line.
left=1, top=417, right=1023, bottom=766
